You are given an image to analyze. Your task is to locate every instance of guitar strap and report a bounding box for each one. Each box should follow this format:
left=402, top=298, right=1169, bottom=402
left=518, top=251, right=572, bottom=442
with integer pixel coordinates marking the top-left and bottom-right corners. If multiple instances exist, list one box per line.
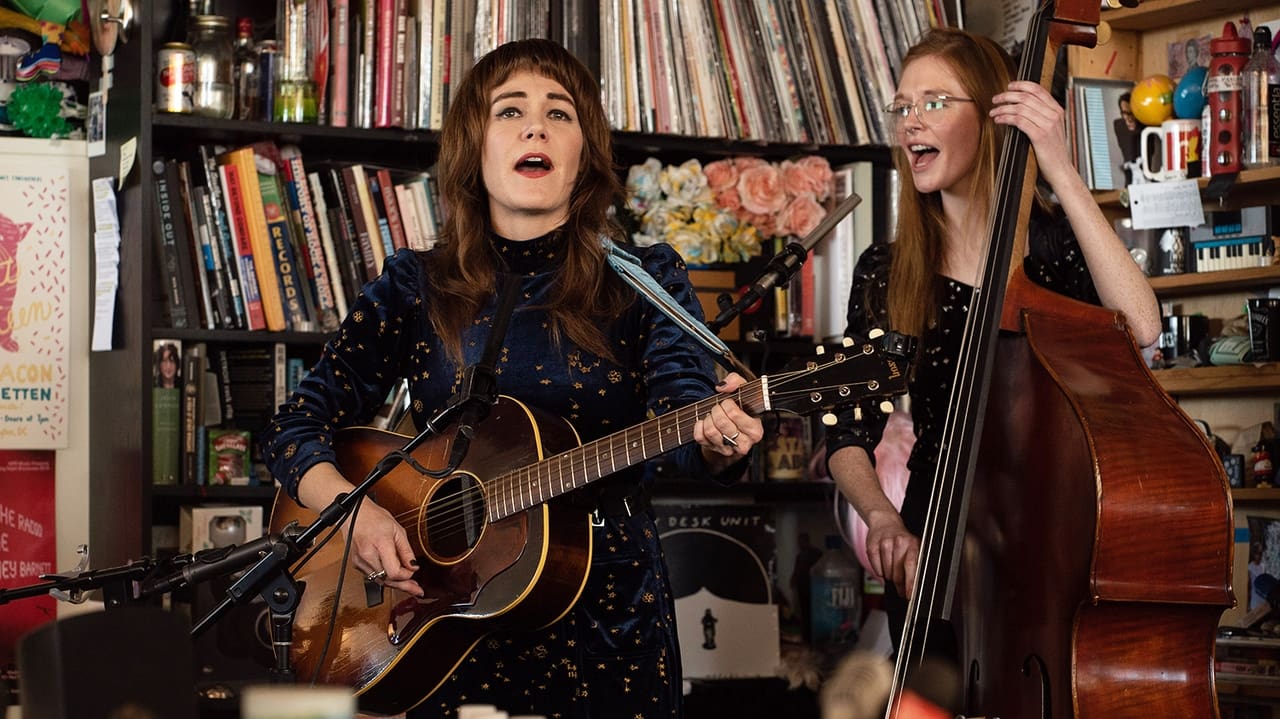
left=461, top=272, right=521, bottom=405
left=600, top=236, right=753, bottom=378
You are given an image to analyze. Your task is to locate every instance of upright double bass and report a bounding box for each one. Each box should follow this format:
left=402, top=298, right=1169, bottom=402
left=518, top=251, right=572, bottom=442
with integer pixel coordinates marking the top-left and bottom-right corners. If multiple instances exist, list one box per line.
left=889, top=2, right=1235, bottom=717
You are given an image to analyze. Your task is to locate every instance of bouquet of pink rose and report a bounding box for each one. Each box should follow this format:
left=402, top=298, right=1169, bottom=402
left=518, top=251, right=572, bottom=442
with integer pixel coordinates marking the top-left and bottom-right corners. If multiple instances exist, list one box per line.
left=623, top=155, right=834, bottom=266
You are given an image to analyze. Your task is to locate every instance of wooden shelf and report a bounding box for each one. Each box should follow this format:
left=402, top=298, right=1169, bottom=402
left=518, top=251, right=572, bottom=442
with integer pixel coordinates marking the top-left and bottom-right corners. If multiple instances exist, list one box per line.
left=152, top=114, right=892, bottom=167
left=1153, top=363, right=1280, bottom=395
left=151, top=484, right=279, bottom=502
left=1093, top=166, right=1280, bottom=209
left=153, top=327, right=334, bottom=346
left=655, top=479, right=835, bottom=503
left=1232, top=488, right=1280, bottom=503
left=1101, top=0, right=1261, bottom=32
left=1149, top=266, right=1280, bottom=298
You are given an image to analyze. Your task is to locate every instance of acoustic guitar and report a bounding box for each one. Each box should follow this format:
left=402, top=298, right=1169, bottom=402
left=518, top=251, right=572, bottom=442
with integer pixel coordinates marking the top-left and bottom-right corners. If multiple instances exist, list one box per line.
left=269, top=334, right=913, bottom=715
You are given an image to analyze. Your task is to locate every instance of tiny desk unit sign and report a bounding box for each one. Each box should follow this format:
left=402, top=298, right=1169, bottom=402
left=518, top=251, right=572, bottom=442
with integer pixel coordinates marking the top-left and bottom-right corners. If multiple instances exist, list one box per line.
left=657, top=504, right=780, bottom=679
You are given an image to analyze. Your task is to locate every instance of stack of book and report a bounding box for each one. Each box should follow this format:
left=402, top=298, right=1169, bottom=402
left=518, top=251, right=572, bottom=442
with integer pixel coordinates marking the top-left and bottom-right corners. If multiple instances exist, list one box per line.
left=151, top=141, right=441, bottom=333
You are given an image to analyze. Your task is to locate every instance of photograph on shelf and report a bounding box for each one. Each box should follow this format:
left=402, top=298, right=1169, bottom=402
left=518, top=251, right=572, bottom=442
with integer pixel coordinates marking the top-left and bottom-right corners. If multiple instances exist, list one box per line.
left=1166, top=35, right=1209, bottom=82
left=1069, top=77, right=1136, bottom=191
left=1230, top=509, right=1280, bottom=627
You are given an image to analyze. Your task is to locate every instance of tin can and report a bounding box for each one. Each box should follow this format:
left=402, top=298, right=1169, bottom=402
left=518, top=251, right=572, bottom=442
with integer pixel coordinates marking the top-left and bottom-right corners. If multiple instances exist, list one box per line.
left=256, top=39, right=279, bottom=122
left=156, top=42, right=196, bottom=113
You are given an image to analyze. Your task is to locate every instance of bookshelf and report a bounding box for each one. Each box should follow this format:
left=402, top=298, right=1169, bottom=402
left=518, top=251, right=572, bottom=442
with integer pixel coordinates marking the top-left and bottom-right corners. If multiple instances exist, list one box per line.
left=1069, top=3, right=1280, bottom=712
left=88, top=2, right=894, bottom=581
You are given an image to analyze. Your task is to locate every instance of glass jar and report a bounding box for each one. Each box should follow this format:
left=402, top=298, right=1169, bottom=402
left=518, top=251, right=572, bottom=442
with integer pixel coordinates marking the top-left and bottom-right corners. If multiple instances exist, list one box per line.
left=187, top=15, right=234, bottom=119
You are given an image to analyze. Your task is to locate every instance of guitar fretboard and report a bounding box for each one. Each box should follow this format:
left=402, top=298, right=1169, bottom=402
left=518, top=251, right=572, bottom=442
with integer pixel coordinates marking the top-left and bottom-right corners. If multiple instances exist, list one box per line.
left=485, top=380, right=769, bottom=521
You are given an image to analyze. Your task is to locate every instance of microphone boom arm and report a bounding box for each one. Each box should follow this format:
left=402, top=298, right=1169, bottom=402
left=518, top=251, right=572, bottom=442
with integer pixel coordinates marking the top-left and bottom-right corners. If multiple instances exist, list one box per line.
left=707, top=192, right=862, bottom=334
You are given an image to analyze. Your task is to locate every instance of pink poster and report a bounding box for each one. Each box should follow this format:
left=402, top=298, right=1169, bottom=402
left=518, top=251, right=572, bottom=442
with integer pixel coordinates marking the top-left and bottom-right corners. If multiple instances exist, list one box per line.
left=0, top=450, right=56, bottom=704
left=0, top=161, right=71, bottom=448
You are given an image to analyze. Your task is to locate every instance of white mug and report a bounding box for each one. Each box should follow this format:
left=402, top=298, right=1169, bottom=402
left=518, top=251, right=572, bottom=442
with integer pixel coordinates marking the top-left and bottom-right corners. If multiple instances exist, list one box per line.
left=1139, top=118, right=1202, bottom=181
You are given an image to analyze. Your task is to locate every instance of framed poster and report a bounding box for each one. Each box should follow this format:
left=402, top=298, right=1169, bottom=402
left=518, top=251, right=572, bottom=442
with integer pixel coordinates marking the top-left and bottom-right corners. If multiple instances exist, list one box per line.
left=1069, top=77, right=1139, bottom=191
left=0, top=450, right=57, bottom=705
left=0, top=155, right=72, bottom=448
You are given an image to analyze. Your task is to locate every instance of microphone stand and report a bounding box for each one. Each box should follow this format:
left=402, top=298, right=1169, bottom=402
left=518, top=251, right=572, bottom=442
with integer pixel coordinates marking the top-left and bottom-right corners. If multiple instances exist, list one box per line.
left=157, top=276, right=520, bottom=683
left=706, top=192, right=862, bottom=335
left=142, top=379, right=499, bottom=684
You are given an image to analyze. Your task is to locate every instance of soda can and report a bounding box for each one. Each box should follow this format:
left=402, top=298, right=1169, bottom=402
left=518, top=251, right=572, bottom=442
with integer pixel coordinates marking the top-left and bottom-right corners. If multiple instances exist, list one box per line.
left=156, top=42, right=196, bottom=113
left=257, top=39, right=279, bottom=121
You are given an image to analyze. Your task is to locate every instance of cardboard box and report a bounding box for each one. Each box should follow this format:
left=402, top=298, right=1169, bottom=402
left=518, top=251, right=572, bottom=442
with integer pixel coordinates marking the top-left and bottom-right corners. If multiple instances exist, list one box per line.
left=180, top=505, right=265, bottom=553
left=688, top=268, right=741, bottom=341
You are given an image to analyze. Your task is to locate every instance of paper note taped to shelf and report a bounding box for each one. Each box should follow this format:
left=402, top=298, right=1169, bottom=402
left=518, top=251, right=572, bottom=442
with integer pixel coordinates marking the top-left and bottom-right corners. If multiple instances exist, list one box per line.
left=1127, top=180, right=1205, bottom=230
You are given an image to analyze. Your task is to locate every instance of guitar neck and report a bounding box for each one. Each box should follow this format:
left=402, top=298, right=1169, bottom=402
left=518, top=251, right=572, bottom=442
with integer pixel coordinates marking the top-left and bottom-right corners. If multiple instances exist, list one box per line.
left=486, top=379, right=770, bottom=521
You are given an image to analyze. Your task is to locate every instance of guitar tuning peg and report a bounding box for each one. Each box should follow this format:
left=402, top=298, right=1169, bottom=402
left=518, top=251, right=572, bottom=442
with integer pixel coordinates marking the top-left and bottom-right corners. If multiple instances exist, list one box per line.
left=841, top=336, right=855, bottom=348
left=815, top=344, right=826, bottom=356
left=867, top=328, right=884, bottom=339
left=879, top=401, right=895, bottom=414
left=821, top=412, right=838, bottom=426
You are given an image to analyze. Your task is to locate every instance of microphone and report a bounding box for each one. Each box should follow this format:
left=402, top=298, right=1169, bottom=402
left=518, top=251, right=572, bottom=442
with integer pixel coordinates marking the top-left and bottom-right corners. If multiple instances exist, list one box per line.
left=142, top=533, right=277, bottom=597
left=707, top=192, right=862, bottom=333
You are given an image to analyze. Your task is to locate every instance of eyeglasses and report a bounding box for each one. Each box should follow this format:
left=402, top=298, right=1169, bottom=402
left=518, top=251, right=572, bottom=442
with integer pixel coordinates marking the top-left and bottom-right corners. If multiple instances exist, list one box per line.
left=883, top=94, right=975, bottom=129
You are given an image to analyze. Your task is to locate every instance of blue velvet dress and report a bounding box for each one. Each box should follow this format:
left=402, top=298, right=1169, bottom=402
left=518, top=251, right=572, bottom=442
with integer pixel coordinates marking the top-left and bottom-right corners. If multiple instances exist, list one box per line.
left=261, top=231, right=727, bottom=718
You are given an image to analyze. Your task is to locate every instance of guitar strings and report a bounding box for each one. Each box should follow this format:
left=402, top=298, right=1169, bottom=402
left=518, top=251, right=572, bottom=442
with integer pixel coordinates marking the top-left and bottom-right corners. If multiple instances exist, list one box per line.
left=369, top=363, right=882, bottom=553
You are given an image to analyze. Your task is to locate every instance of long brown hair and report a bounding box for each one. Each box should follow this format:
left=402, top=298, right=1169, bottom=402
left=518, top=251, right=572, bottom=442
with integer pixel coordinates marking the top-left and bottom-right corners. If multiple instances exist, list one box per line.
left=430, top=38, right=629, bottom=362
left=885, top=28, right=1013, bottom=341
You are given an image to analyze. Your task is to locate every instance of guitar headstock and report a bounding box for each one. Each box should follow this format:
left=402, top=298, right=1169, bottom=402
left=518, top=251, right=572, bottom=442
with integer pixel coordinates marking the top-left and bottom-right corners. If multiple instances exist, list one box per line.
left=766, top=330, right=916, bottom=420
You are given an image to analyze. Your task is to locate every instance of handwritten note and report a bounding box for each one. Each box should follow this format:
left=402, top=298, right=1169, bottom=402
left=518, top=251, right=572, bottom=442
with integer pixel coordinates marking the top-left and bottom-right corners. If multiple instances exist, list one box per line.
left=1127, top=180, right=1206, bottom=230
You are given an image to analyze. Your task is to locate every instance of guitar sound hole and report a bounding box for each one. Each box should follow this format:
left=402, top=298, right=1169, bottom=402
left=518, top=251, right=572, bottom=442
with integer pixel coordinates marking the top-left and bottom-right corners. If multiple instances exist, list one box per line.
left=424, top=475, right=487, bottom=559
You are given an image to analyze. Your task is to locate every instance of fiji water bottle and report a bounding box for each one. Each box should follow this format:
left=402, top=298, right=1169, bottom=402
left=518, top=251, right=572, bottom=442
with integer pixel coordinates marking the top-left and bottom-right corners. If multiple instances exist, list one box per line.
left=810, top=535, right=862, bottom=662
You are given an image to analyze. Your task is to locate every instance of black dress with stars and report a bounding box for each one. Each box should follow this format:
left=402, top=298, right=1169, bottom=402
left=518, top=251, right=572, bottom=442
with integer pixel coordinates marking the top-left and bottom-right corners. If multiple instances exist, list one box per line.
left=824, top=207, right=1102, bottom=636
left=262, top=231, right=730, bottom=718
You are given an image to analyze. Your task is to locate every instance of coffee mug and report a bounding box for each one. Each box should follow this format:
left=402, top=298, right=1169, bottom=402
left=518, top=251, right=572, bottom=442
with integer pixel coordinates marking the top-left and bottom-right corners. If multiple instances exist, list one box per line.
left=1140, top=118, right=1201, bottom=181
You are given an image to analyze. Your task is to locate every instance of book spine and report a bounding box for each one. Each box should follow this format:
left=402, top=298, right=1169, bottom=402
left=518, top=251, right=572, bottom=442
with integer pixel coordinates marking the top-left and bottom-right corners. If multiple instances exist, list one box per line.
left=316, top=168, right=364, bottom=306
left=331, top=0, right=351, bottom=126
left=310, top=0, right=331, bottom=124
left=181, top=342, right=207, bottom=485
left=282, top=151, right=340, bottom=331
left=197, top=184, right=243, bottom=329
left=393, top=183, right=423, bottom=250
left=415, top=0, right=433, bottom=129
left=214, top=346, right=235, bottom=424
left=365, top=169, right=397, bottom=257
left=431, top=0, right=449, bottom=127
left=190, top=184, right=236, bottom=329
left=217, top=162, right=268, bottom=330
left=151, top=159, right=192, bottom=329
left=152, top=338, right=183, bottom=486
left=376, top=167, right=407, bottom=250
left=313, top=177, right=351, bottom=316
left=361, top=0, right=378, bottom=127
left=342, top=165, right=382, bottom=279
left=221, top=147, right=287, bottom=331
left=274, top=342, right=288, bottom=410
left=374, top=0, right=395, bottom=127
left=198, top=144, right=246, bottom=329
left=173, top=160, right=217, bottom=329
left=392, top=0, right=407, bottom=127
left=258, top=168, right=316, bottom=331
left=322, top=167, right=369, bottom=294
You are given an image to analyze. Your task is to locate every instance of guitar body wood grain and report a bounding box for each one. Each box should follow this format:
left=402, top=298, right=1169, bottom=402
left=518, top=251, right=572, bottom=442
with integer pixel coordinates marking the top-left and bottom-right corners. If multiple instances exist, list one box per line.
left=269, top=397, right=593, bottom=716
